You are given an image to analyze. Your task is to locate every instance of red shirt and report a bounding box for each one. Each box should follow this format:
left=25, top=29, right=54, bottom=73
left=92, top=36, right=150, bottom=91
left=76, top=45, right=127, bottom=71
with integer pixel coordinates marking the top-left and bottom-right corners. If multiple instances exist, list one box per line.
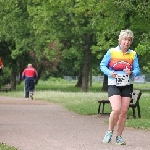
left=22, top=67, right=38, bottom=80
left=0, top=58, right=3, bottom=67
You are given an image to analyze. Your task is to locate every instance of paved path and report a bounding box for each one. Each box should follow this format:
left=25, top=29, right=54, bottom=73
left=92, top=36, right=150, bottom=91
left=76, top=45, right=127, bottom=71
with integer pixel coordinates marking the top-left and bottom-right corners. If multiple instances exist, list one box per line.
left=0, top=96, right=150, bottom=150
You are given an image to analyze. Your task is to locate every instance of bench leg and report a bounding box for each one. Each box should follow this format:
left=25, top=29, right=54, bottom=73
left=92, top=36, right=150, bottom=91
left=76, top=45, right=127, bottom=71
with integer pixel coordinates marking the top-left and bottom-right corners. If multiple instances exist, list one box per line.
left=102, top=103, right=105, bottom=114
left=98, top=103, right=101, bottom=114
left=132, top=107, right=136, bottom=118
left=137, top=104, right=141, bottom=118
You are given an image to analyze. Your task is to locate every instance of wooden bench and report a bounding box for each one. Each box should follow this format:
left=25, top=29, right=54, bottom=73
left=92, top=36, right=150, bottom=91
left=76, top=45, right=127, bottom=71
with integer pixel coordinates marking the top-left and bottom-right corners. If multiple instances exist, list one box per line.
left=0, top=84, right=12, bottom=92
left=98, top=90, right=142, bottom=118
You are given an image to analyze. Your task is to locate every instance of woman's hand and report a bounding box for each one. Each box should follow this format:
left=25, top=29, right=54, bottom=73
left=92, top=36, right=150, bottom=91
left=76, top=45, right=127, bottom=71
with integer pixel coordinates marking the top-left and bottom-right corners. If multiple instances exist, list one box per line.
left=110, top=71, right=117, bottom=78
left=123, top=67, right=132, bottom=75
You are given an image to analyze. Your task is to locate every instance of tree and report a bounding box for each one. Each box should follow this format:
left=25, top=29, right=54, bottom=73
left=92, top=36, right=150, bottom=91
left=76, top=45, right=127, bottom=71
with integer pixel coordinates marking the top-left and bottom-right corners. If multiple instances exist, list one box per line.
left=28, top=0, right=99, bottom=91
left=1, top=0, right=150, bottom=92
left=0, top=0, right=62, bottom=88
left=92, top=0, right=150, bottom=90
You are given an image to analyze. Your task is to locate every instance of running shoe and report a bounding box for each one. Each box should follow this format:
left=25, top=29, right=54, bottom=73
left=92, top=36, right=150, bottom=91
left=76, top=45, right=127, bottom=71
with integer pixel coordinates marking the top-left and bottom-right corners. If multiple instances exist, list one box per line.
left=116, top=136, right=126, bottom=145
left=103, top=130, right=113, bottom=143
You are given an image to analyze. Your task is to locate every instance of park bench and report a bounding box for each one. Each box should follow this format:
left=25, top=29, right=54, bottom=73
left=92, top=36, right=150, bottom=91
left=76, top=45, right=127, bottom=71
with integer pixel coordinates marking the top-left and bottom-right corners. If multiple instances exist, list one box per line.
left=97, top=90, right=142, bottom=118
left=0, top=84, right=12, bottom=92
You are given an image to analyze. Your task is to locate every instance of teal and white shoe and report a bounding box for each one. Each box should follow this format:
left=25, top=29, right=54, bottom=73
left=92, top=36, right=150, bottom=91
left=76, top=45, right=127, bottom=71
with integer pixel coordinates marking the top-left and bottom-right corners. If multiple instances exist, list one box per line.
left=116, top=136, right=126, bottom=145
left=103, top=130, right=113, bottom=143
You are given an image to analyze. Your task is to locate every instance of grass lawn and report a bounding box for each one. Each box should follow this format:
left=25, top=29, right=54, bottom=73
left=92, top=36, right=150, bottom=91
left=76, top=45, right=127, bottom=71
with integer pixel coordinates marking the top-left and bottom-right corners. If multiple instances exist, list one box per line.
left=0, top=143, right=17, bottom=150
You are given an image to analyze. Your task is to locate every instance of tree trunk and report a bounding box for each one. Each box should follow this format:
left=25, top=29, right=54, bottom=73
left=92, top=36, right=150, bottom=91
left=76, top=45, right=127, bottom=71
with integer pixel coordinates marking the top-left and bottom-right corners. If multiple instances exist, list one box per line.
left=81, top=34, right=93, bottom=92
left=89, top=67, right=92, bottom=87
left=75, top=71, right=82, bottom=87
left=82, top=63, right=90, bottom=92
left=10, top=69, right=17, bottom=90
left=9, top=59, right=18, bottom=90
left=101, top=74, right=108, bottom=91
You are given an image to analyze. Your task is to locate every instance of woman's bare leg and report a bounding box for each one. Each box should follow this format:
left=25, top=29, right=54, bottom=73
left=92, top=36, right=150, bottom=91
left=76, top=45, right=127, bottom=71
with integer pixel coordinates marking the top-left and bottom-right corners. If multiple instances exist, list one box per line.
left=117, top=97, right=130, bottom=136
left=109, top=95, right=122, bottom=131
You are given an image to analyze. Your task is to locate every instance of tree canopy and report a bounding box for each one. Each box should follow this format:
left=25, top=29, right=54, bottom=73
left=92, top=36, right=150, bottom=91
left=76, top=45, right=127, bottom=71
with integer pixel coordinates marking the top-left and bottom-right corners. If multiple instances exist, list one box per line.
left=0, top=0, right=150, bottom=90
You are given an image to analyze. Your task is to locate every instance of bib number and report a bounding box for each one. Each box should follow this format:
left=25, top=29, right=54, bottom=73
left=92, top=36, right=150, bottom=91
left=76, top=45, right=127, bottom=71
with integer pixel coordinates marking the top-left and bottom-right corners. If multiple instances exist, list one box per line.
left=116, top=74, right=130, bottom=86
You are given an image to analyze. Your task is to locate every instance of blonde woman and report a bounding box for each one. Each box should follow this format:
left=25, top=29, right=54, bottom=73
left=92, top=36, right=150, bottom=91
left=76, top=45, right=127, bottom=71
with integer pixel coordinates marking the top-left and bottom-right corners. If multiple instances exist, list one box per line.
left=100, top=29, right=140, bottom=145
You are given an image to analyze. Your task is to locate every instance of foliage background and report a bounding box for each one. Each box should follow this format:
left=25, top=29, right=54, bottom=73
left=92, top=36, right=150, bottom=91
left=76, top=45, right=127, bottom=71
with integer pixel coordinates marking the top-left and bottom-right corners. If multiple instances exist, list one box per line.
left=0, top=0, right=150, bottom=91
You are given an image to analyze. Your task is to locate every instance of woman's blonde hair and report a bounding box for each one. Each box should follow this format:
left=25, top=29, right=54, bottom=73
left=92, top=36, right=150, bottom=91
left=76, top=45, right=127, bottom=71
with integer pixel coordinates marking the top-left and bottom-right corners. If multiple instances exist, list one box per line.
left=118, top=29, right=134, bottom=42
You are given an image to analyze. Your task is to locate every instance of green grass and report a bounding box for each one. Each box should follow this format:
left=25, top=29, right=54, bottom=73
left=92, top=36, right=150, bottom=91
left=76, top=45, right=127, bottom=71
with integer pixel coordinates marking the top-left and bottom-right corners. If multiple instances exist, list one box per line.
left=0, top=143, right=17, bottom=150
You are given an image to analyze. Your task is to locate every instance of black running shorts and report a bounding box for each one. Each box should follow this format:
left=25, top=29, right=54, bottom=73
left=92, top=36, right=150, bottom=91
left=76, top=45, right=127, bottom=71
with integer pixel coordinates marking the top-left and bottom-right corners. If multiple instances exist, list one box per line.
left=108, top=84, right=133, bottom=98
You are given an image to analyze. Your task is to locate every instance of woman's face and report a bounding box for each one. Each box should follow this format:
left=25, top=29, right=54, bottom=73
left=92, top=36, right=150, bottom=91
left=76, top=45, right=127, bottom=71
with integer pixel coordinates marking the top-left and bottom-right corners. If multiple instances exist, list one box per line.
left=120, top=37, right=132, bottom=51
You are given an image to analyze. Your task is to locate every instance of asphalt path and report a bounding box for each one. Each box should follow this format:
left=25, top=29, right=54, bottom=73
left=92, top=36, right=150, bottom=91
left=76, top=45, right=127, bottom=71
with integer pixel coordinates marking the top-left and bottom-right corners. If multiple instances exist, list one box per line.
left=0, top=96, right=150, bottom=150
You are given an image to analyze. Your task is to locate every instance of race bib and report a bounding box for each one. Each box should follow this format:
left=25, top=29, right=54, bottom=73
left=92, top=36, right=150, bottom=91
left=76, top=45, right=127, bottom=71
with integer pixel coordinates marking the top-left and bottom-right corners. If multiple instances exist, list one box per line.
left=116, top=74, right=130, bottom=86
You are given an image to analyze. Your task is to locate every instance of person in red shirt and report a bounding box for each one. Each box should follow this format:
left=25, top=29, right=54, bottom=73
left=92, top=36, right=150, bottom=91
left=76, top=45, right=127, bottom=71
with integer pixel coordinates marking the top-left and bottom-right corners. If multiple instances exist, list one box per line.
left=22, top=64, right=38, bottom=100
left=0, top=57, right=4, bottom=76
left=0, top=57, right=4, bottom=73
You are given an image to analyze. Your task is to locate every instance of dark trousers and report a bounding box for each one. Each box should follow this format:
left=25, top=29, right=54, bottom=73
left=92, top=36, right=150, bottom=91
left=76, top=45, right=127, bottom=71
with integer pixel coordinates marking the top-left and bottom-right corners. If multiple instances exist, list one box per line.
left=25, top=80, right=35, bottom=98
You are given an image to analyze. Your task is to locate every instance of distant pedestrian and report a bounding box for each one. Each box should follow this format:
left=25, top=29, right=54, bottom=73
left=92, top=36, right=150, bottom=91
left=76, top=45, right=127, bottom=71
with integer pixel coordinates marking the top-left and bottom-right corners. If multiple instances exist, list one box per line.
left=0, top=57, right=4, bottom=74
left=22, top=64, right=38, bottom=100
